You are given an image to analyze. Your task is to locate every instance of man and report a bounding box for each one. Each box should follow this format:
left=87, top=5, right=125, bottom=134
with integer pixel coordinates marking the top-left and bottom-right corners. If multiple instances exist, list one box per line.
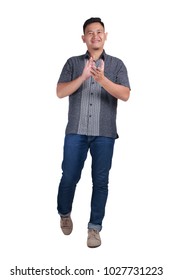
left=56, top=17, right=130, bottom=248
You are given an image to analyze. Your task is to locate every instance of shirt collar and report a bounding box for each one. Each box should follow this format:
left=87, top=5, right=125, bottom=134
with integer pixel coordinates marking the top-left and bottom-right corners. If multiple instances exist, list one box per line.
left=84, top=50, right=105, bottom=61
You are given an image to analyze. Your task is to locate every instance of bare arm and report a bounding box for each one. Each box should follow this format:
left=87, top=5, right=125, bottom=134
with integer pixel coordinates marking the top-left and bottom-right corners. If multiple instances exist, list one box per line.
left=56, top=76, right=85, bottom=98
left=56, top=58, right=94, bottom=98
left=90, top=60, right=130, bottom=101
left=99, top=76, right=130, bottom=101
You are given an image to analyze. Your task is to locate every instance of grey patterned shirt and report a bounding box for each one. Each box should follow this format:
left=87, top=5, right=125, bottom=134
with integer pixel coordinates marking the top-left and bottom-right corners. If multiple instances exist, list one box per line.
left=58, top=50, right=130, bottom=138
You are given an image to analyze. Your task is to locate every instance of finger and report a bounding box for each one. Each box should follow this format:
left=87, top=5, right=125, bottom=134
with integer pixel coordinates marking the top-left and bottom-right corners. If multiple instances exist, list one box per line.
left=100, top=59, right=104, bottom=71
left=86, top=59, right=91, bottom=67
left=89, top=57, right=94, bottom=65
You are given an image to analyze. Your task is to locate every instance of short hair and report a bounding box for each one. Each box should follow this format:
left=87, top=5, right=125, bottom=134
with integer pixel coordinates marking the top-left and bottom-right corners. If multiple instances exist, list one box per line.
left=83, top=17, right=104, bottom=33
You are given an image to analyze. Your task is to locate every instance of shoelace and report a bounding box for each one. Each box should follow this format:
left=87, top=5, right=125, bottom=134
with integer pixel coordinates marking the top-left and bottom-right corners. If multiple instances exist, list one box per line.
left=89, top=229, right=99, bottom=238
left=61, top=217, right=70, bottom=227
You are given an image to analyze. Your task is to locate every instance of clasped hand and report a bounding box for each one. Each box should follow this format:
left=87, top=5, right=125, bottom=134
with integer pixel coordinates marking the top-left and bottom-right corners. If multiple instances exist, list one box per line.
left=82, top=57, right=104, bottom=82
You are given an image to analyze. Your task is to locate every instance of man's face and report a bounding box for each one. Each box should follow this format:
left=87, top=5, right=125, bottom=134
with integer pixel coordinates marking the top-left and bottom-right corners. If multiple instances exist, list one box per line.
left=82, top=22, right=107, bottom=51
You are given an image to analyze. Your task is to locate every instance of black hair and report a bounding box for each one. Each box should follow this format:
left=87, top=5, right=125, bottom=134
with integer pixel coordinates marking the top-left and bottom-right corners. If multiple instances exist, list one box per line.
left=83, top=17, right=104, bottom=33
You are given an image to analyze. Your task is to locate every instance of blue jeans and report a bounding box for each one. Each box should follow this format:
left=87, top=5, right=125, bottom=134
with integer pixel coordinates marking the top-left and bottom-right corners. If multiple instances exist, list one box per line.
left=57, top=134, right=115, bottom=231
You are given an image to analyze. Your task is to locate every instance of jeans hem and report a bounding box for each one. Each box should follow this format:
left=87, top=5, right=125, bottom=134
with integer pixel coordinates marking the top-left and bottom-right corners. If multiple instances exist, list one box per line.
left=58, top=212, right=71, bottom=217
left=88, top=223, right=102, bottom=232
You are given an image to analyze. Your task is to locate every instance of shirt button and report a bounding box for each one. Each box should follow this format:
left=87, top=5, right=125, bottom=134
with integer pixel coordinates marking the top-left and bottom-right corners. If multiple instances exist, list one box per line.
left=90, top=103, right=92, bottom=106
left=91, top=92, right=93, bottom=95
left=89, top=115, right=91, bottom=117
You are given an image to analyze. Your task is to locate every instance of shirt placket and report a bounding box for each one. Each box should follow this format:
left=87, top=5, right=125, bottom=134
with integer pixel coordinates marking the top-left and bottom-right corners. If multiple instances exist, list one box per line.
left=87, top=78, right=95, bottom=135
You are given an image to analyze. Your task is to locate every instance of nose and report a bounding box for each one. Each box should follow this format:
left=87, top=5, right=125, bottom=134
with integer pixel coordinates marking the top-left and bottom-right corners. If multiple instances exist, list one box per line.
left=92, top=32, right=98, bottom=38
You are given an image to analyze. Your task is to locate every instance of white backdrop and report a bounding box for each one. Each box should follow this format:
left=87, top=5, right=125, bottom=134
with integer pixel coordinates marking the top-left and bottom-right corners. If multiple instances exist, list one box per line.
left=0, top=0, right=173, bottom=279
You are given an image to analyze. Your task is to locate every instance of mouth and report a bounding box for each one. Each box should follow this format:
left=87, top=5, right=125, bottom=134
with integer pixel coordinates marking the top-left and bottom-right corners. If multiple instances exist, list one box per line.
left=92, top=40, right=101, bottom=44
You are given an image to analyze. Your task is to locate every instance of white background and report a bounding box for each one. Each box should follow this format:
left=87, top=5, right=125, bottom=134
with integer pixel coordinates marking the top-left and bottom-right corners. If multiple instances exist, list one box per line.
left=0, top=0, right=173, bottom=279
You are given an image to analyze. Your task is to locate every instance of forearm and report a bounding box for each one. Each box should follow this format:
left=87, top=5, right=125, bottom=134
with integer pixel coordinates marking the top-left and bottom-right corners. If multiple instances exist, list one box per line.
left=99, top=76, right=130, bottom=101
left=56, top=75, right=85, bottom=98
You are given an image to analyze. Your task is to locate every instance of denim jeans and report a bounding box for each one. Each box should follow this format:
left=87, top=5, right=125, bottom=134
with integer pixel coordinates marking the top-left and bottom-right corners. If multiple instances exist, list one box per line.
left=57, top=134, right=115, bottom=231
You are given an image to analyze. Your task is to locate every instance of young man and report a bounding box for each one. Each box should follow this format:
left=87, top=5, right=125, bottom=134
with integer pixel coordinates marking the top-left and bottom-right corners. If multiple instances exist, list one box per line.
left=56, top=17, right=130, bottom=248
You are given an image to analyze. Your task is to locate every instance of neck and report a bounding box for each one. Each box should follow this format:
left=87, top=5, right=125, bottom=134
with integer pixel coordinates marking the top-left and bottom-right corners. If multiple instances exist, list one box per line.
left=88, top=49, right=103, bottom=61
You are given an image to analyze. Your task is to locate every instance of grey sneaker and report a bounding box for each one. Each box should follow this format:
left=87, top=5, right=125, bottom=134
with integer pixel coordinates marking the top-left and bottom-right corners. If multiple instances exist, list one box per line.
left=60, top=216, right=73, bottom=235
left=87, top=229, right=101, bottom=248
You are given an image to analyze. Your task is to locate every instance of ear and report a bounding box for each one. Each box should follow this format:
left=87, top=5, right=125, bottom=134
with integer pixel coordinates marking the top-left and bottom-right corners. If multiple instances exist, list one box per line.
left=81, top=35, right=85, bottom=43
left=105, top=32, right=108, bottom=40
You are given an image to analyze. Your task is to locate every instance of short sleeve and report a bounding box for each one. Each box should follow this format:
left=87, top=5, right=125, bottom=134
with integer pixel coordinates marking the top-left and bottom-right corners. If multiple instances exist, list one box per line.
left=116, top=61, right=131, bottom=89
left=58, top=59, right=73, bottom=83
